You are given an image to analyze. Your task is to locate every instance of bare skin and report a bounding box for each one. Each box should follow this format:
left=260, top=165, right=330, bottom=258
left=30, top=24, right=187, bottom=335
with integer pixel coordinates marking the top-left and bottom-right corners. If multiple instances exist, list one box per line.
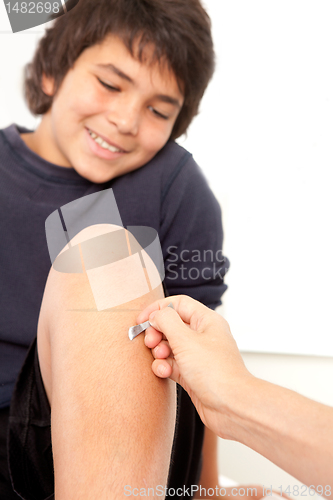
left=37, top=225, right=176, bottom=499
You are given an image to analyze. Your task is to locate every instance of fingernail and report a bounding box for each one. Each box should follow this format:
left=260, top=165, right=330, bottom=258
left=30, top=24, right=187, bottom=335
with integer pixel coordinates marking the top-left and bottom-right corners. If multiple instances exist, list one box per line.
left=149, top=312, right=156, bottom=322
left=154, top=345, right=159, bottom=354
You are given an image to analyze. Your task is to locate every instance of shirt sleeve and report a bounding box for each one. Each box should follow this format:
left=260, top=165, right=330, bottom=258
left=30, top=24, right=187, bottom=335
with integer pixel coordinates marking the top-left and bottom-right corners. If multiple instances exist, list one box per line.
left=160, top=153, right=230, bottom=310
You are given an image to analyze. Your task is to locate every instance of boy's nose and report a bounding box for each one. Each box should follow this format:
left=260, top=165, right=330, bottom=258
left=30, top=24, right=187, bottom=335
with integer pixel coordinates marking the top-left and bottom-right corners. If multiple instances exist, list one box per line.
left=106, top=100, right=140, bottom=136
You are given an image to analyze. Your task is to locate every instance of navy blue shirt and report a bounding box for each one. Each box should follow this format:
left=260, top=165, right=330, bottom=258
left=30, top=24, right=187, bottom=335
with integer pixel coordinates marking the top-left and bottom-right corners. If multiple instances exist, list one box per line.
left=0, top=124, right=229, bottom=408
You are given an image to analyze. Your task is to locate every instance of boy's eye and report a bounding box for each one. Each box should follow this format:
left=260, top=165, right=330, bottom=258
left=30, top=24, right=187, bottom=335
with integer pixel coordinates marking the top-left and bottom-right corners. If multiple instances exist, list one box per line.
left=148, top=106, right=169, bottom=120
left=97, top=78, right=120, bottom=92
left=97, top=78, right=169, bottom=120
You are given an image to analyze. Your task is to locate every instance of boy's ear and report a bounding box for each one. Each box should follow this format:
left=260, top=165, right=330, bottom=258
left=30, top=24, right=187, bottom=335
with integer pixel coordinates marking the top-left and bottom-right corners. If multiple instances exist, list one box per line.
left=42, top=74, right=55, bottom=96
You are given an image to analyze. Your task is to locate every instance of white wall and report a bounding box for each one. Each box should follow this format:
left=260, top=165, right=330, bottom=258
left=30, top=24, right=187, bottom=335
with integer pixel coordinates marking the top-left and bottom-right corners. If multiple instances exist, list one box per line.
left=179, top=0, right=333, bottom=356
left=1, top=1, right=333, bottom=494
left=0, top=2, right=42, bottom=129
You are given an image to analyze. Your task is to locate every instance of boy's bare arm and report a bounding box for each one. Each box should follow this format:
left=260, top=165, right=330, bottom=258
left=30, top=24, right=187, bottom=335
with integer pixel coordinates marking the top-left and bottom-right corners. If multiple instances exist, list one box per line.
left=37, top=226, right=176, bottom=499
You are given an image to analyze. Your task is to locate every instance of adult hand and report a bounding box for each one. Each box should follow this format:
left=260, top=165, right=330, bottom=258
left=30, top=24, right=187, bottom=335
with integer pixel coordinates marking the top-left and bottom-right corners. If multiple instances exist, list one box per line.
left=136, top=295, right=253, bottom=439
left=138, top=296, right=333, bottom=493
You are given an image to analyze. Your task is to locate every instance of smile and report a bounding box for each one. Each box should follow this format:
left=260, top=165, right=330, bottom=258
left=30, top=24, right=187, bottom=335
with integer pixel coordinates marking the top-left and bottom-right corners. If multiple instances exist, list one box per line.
left=87, top=129, right=124, bottom=153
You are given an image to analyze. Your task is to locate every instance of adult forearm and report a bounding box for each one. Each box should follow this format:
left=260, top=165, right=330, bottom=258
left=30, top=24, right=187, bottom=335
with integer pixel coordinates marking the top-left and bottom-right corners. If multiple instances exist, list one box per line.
left=221, top=376, right=333, bottom=490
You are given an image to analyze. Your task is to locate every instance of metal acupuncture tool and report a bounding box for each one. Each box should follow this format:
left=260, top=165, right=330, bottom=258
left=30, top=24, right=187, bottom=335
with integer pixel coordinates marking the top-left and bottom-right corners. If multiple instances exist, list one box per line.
left=128, top=303, right=174, bottom=341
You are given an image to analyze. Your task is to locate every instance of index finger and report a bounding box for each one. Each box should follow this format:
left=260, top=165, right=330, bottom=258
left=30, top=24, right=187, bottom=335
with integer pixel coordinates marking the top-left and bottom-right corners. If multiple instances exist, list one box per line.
left=137, top=294, right=213, bottom=331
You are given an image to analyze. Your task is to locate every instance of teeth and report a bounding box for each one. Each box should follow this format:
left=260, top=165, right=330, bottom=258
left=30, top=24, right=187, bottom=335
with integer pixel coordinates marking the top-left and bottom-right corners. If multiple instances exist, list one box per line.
left=101, top=140, right=108, bottom=148
left=107, top=144, right=121, bottom=153
left=88, top=129, right=122, bottom=153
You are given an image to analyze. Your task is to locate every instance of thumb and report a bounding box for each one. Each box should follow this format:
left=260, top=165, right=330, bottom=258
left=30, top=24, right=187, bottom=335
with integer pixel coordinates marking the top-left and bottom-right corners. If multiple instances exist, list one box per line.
left=148, top=307, right=189, bottom=350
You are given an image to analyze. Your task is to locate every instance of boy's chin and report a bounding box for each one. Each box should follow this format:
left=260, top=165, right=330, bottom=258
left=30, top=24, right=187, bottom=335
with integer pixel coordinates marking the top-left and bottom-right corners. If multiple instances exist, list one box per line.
left=71, top=150, right=149, bottom=183
left=71, top=162, right=128, bottom=184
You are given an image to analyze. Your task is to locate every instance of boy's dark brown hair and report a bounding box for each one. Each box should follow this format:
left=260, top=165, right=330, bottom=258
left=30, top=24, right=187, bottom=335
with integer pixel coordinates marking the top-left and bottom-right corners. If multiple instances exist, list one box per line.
left=24, top=0, right=215, bottom=140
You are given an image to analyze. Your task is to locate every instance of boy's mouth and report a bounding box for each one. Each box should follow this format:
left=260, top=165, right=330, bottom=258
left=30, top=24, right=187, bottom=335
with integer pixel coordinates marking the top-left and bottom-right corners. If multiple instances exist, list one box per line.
left=86, top=128, right=126, bottom=153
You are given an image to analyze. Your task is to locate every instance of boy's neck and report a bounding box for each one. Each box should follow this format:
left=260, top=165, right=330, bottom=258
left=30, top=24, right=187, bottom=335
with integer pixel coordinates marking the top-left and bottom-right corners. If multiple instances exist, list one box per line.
left=20, top=114, right=72, bottom=168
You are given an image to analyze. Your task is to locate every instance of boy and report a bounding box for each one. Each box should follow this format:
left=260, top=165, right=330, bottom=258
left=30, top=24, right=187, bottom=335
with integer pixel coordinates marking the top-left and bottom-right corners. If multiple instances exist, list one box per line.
left=0, top=0, right=229, bottom=498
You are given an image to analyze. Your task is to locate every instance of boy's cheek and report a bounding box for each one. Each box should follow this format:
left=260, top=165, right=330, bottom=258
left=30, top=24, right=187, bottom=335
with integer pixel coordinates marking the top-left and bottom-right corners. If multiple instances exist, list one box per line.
left=55, top=75, right=104, bottom=117
left=142, top=127, right=174, bottom=154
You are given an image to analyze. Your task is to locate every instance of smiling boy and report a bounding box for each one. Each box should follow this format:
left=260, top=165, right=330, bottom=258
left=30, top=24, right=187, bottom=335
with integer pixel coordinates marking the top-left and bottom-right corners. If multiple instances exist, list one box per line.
left=22, top=34, right=184, bottom=182
left=0, top=1, right=229, bottom=499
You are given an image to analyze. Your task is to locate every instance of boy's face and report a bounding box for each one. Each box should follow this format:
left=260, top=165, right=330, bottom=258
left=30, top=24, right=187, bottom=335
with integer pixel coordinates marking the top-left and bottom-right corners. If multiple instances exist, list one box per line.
left=38, top=35, right=184, bottom=183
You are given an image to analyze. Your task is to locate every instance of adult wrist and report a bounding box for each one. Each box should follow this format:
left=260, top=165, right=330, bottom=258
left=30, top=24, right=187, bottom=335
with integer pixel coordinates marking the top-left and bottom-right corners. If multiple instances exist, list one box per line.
left=214, top=372, right=260, bottom=442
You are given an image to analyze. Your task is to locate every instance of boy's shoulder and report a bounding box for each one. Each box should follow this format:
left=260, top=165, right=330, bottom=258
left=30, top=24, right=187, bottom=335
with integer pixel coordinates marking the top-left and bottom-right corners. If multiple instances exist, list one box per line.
left=120, top=138, right=217, bottom=212
left=128, top=139, right=205, bottom=190
left=134, top=139, right=213, bottom=200
left=157, top=140, right=192, bottom=165
left=116, top=138, right=219, bottom=227
left=149, top=140, right=194, bottom=177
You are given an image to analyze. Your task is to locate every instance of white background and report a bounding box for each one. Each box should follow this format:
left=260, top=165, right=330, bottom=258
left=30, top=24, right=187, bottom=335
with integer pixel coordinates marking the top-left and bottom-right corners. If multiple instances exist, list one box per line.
left=1, top=1, right=333, bottom=491
left=179, top=1, right=333, bottom=357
